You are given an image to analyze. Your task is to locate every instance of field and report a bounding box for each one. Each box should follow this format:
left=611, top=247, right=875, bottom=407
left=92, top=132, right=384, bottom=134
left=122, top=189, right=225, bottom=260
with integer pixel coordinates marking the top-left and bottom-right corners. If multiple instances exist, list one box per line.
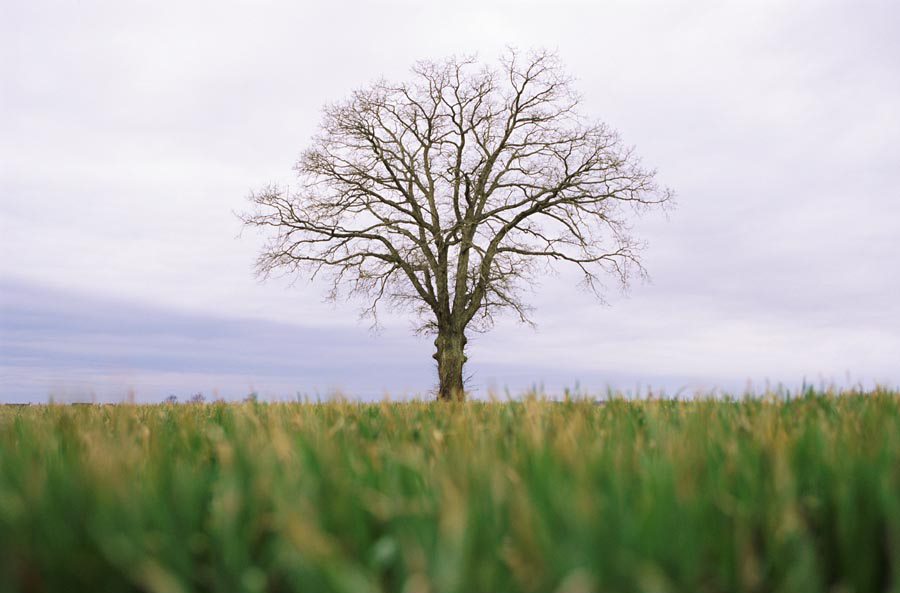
left=1, top=391, right=899, bottom=593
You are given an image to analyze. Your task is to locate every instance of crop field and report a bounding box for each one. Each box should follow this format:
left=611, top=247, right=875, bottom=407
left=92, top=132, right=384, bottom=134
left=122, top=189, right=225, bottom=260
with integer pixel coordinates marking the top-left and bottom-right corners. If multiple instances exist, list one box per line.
left=1, top=391, right=899, bottom=593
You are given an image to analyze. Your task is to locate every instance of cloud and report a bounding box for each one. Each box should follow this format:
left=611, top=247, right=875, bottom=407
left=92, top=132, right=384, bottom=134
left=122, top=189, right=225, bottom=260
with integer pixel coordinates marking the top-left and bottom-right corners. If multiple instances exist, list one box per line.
left=2, top=0, right=898, bottom=399
left=0, top=278, right=437, bottom=402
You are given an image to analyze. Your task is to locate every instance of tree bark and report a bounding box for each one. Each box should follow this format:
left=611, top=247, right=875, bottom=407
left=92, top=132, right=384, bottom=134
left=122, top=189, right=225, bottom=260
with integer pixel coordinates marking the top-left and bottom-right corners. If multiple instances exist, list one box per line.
left=434, top=330, right=467, bottom=401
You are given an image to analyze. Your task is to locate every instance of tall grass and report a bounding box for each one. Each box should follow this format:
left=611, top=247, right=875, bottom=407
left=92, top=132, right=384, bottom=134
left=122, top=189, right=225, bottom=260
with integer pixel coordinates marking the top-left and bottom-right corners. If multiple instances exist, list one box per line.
left=1, top=391, right=899, bottom=592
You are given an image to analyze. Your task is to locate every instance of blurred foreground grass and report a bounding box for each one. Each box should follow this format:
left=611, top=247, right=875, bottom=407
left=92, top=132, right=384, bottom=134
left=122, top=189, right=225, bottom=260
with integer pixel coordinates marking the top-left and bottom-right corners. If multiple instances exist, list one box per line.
left=1, top=390, right=899, bottom=593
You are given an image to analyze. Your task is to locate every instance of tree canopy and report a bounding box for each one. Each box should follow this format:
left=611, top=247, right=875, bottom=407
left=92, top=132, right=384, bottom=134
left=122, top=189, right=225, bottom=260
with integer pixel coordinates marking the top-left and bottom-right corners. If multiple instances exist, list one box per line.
left=243, top=49, right=672, bottom=399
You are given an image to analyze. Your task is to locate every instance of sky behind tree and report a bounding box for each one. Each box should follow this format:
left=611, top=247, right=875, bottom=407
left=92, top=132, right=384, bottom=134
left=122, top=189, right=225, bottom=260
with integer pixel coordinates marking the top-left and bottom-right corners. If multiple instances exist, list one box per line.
left=2, top=0, right=898, bottom=401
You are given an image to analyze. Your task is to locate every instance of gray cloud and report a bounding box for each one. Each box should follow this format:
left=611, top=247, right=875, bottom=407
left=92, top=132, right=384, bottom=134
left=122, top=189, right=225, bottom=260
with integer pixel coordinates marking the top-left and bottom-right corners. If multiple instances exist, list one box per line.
left=1, top=279, right=722, bottom=402
left=0, top=278, right=435, bottom=401
left=2, top=0, right=898, bottom=400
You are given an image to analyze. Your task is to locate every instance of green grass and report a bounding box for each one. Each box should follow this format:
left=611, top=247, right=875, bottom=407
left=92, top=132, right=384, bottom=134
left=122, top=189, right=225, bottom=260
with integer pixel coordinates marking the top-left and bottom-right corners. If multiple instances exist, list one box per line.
left=1, top=390, right=899, bottom=593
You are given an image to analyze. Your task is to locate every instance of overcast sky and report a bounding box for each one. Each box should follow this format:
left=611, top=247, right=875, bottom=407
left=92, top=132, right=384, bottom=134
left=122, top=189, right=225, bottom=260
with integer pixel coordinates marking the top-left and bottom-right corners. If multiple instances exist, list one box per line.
left=2, top=0, right=898, bottom=402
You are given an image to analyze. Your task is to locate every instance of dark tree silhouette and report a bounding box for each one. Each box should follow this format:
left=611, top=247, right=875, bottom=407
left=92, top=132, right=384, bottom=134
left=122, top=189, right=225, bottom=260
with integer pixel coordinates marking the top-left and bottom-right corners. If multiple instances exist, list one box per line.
left=243, top=50, right=671, bottom=400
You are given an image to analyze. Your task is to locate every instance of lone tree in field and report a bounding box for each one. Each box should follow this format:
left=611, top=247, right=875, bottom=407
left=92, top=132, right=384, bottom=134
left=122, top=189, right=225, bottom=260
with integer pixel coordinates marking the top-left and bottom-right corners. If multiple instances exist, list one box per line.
left=243, top=50, right=671, bottom=400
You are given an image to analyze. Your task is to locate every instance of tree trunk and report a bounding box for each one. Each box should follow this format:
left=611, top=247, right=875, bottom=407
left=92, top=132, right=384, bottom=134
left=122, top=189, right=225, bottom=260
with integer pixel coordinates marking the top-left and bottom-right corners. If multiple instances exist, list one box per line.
left=434, top=330, right=467, bottom=401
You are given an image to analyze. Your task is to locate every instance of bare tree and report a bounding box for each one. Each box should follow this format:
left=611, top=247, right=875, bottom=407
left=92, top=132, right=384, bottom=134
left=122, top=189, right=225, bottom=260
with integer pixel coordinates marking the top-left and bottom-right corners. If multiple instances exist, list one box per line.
left=242, top=50, right=671, bottom=401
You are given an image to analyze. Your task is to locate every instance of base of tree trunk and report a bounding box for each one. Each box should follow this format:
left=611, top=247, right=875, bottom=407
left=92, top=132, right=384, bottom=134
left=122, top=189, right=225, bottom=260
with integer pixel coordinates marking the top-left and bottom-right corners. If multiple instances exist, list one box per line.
left=434, top=332, right=466, bottom=401
left=437, top=380, right=465, bottom=401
